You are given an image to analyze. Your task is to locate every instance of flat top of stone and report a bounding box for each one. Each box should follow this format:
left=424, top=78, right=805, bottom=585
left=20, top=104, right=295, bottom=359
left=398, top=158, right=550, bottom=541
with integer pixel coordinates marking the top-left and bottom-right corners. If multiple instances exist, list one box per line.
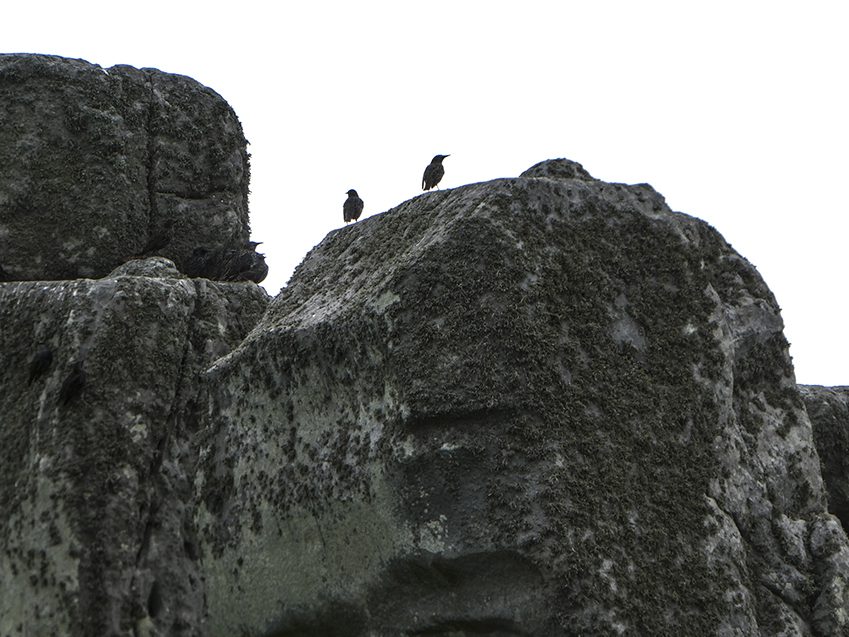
left=108, top=257, right=184, bottom=279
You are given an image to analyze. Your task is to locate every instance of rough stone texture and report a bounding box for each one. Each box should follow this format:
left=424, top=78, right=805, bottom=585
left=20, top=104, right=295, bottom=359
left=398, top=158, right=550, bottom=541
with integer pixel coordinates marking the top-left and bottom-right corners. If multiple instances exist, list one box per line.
left=196, top=159, right=849, bottom=635
left=0, top=259, right=269, bottom=636
left=0, top=54, right=250, bottom=281
left=801, top=386, right=849, bottom=532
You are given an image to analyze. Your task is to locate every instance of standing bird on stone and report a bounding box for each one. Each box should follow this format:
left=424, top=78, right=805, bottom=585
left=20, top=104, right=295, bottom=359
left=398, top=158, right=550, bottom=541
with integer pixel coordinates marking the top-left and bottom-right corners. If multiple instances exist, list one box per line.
left=422, top=154, right=449, bottom=191
left=344, top=189, right=364, bottom=224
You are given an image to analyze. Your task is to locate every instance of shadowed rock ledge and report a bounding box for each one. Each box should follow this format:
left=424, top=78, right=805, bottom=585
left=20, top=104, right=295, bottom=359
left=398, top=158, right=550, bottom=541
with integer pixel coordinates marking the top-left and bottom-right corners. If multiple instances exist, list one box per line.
left=196, top=160, right=849, bottom=636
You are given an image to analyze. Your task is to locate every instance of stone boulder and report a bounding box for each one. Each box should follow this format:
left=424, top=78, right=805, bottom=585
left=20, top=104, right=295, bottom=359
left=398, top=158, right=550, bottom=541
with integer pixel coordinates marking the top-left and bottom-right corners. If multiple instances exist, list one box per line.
left=801, top=386, right=849, bottom=533
left=196, top=160, right=849, bottom=635
left=0, top=54, right=250, bottom=281
left=0, top=258, right=269, bottom=635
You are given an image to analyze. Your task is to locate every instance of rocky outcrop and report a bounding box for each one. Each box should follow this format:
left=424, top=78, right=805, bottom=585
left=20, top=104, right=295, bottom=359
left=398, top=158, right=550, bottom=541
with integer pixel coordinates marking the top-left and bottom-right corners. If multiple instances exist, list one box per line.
left=0, top=54, right=250, bottom=281
left=0, top=259, right=268, bottom=635
left=196, top=159, right=849, bottom=635
left=801, top=387, right=849, bottom=533
left=2, top=57, right=847, bottom=634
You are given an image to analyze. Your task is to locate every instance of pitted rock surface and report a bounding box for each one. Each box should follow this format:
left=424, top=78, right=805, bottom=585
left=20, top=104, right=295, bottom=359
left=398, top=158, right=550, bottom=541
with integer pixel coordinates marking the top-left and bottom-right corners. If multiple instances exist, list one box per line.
left=0, top=54, right=250, bottom=281
left=801, top=386, right=849, bottom=533
left=196, top=160, right=849, bottom=636
left=0, top=265, right=268, bottom=636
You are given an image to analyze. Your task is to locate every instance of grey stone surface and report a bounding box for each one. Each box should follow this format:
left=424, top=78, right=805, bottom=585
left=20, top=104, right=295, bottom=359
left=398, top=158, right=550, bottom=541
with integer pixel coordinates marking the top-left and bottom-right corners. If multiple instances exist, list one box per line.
left=801, top=386, right=849, bottom=532
left=0, top=261, right=268, bottom=636
left=4, top=141, right=848, bottom=636
left=196, top=160, right=849, bottom=635
left=0, top=54, right=250, bottom=281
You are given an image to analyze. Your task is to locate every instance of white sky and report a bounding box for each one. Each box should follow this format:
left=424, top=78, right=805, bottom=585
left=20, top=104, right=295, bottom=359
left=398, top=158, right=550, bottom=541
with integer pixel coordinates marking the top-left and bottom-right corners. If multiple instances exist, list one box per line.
left=3, top=1, right=847, bottom=385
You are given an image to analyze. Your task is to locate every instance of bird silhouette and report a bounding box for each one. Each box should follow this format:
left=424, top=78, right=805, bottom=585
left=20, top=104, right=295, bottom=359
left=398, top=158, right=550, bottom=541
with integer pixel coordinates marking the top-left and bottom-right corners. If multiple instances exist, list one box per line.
left=422, top=154, right=449, bottom=191
left=344, top=189, right=364, bottom=223
left=221, top=241, right=269, bottom=283
left=183, top=241, right=268, bottom=283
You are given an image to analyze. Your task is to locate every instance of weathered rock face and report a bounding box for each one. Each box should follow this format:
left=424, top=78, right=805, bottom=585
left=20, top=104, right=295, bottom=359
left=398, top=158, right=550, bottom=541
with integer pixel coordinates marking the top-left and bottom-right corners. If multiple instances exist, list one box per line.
left=0, top=258, right=268, bottom=635
left=4, top=137, right=848, bottom=636
left=0, top=54, right=250, bottom=281
left=801, top=386, right=849, bottom=533
left=196, top=160, right=849, bottom=635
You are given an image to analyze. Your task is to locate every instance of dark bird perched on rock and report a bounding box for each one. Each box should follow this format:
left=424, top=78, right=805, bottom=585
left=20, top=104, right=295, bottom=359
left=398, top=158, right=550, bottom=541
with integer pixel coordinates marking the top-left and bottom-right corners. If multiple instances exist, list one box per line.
left=28, top=345, right=54, bottom=384
left=422, top=154, right=449, bottom=191
left=221, top=241, right=269, bottom=283
left=58, top=361, right=86, bottom=405
left=183, top=241, right=268, bottom=283
left=344, top=189, right=364, bottom=223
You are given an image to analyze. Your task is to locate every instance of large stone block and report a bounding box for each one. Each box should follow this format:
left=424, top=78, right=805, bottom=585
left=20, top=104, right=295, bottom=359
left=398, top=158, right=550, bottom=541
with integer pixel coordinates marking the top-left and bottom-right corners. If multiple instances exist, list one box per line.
left=0, top=259, right=268, bottom=635
left=0, top=54, right=250, bottom=281
left=196, top=160, right=849, bottom=635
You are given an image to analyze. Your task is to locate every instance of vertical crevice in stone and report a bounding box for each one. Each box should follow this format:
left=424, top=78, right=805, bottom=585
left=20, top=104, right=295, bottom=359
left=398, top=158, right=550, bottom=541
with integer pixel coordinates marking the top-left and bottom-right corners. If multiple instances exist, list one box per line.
left=143, top=72, right=159, bottom=250
left=128, top=286, right=204, bottom=631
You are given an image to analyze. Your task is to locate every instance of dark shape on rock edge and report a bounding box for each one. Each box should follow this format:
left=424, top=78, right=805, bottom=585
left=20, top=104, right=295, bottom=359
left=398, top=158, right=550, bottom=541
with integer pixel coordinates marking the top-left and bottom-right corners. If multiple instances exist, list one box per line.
left=28, top=345, right=54, bottom=384
left=58, top=360, right=85, bottom=405
left=184, top=241, right=268, bottom=283
left=422, top=154, right=449, bottom=190
left=344, top=189, right=364, bottom=223
left=222, top=241, right=269, bottom=284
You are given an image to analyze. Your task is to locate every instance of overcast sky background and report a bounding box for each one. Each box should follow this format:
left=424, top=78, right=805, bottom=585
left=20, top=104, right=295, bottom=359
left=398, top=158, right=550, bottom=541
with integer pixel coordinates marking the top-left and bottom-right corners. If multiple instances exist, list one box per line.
left=3, top=1, right=847, bottom=385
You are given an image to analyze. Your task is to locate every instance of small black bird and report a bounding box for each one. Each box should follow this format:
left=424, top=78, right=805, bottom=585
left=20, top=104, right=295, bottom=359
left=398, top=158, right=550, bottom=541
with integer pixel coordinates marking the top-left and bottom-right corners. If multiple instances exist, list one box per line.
left=221, top=241, right=269, bottom=283
left=344, top=189, right=364, bottom=223
left=422, top=154, right=450, bottom=191
left=58, top=361, right=86, bottom=406
left=28, top=345, right=54, bottom=384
